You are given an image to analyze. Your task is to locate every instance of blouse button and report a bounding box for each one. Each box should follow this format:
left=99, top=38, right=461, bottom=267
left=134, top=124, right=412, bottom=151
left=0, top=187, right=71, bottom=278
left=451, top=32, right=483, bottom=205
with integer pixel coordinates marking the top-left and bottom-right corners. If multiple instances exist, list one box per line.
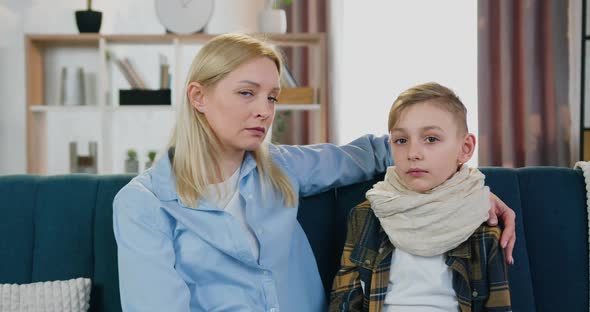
left=472, top=290, right=478, bottom=297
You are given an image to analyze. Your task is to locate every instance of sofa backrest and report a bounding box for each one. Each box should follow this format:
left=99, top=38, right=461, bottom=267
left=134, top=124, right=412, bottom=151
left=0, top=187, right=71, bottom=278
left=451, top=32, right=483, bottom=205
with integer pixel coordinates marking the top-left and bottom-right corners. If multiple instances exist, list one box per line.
left=0, top=167, right=588, bottom=312
left=0, top=175, right=129, bottom=312
left=298, top=167, right=589, bottom=312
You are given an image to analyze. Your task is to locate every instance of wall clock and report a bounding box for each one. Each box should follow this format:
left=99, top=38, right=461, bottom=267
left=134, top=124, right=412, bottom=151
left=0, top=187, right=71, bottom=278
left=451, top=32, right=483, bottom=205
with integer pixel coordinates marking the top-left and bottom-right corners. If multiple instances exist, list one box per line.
left=155, top=0, right=214, bottom=34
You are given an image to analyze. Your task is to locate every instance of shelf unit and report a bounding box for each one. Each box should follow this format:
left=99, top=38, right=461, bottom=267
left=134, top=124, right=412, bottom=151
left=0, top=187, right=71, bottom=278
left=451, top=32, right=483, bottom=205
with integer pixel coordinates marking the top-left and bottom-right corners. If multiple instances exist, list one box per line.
left=25, top=33, right=328, bottom=174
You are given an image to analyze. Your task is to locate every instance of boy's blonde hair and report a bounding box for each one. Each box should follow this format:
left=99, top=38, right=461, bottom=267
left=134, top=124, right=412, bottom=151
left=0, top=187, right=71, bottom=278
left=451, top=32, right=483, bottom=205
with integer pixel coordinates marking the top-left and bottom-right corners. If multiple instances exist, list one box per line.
left=388, top=82, right=468, bottom=135
left=169, top=33, right=295, bottom=208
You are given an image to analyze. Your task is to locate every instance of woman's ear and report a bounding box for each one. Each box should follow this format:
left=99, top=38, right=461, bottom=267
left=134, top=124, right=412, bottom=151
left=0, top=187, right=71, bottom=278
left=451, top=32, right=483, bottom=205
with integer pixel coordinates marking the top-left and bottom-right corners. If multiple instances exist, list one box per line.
left=458, top=133, right=476, bottom=164
left=187, top=82, right=206, bottom=112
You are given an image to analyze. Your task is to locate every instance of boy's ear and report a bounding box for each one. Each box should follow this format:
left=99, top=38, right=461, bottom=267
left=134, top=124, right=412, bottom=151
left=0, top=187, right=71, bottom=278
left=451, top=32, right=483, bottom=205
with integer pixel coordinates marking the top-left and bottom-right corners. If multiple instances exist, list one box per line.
left=458, top=133, right=476, bottom=164
left=187, top=82, right=206, bottom=112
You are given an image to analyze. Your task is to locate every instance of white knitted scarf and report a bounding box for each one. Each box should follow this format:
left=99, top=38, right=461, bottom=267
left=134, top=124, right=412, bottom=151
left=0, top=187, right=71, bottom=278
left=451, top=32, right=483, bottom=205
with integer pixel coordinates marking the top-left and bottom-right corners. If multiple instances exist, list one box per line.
left=573, top=161, right=590, bottom=312
left=366, top=165, right=490, bottom=257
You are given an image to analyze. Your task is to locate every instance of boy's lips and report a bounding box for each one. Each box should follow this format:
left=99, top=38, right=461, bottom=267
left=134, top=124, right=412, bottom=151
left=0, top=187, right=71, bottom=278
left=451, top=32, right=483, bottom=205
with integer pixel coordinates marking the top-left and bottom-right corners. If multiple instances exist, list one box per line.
left=407, top=168, right=428, bottom=177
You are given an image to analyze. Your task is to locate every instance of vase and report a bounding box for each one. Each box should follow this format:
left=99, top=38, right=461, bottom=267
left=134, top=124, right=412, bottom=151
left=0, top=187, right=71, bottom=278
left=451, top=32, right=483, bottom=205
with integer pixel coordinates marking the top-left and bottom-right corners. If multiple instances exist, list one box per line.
left=145, top=161, right=153, bottom=170
left=125, top=159, right=139, bottom=174
left=75, top=10, right=102, bottom=33
left=257, top=8, right=287, bottom=33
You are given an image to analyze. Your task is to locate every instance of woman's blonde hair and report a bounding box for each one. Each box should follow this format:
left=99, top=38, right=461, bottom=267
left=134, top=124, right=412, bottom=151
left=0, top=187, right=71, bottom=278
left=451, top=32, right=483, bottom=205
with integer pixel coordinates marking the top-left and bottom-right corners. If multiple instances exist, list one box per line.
left=169, top=33, right=295, bottom=208
left=388, top=82, right=468, bottom=135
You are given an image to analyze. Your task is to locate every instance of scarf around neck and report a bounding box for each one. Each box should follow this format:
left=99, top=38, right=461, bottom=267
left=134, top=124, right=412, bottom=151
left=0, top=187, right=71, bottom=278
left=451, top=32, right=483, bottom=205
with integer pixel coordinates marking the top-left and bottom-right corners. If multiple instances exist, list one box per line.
left=365, top=165, right=490, bottom=257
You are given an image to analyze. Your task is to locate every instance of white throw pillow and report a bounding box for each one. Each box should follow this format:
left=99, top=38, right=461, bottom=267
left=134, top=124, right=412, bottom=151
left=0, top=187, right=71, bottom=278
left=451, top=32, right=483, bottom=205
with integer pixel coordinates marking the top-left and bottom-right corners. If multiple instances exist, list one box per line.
left=0, top=277, right=91, bottom=312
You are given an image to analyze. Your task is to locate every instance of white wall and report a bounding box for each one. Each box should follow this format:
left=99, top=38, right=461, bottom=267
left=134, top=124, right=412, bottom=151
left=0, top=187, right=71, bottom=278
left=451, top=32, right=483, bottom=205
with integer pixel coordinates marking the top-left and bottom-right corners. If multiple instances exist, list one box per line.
left=0, top=0, right=27, bottom=174
left=330, top=0, right=479, bottom=165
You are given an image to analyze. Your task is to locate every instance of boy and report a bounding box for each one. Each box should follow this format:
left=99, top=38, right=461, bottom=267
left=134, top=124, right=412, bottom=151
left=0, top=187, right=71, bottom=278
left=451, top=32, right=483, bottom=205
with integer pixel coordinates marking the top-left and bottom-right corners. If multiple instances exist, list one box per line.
left=329, top=82, right=511, bottom=312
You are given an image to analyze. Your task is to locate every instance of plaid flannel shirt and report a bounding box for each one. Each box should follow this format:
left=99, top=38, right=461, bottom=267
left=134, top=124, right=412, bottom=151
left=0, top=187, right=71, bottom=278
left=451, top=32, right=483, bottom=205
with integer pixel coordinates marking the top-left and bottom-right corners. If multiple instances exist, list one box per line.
left=329, top=201, right=511, bottom=312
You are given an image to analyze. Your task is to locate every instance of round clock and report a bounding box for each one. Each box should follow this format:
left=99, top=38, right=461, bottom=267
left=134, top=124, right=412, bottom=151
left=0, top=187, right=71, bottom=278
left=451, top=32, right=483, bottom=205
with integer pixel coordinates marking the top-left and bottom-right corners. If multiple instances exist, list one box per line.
left=155, top=0, right=214, bottom=34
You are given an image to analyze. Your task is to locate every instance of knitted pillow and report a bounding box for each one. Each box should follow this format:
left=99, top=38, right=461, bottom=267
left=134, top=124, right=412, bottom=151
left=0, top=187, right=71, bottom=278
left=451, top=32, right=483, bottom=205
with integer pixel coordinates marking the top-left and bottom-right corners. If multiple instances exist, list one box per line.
left=0, top=277, right=91, bottom=312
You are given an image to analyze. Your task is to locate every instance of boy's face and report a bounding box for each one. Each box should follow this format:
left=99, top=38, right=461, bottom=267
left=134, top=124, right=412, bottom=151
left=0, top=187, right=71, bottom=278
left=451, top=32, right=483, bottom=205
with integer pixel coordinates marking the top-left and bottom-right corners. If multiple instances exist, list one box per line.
left=389, top=101, right=475, bottom=193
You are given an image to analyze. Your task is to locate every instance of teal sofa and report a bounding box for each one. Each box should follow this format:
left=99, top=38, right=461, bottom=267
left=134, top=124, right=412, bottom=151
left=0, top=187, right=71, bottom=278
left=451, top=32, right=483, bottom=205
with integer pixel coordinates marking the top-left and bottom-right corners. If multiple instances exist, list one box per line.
left=0, top=167, right=587, bottom=311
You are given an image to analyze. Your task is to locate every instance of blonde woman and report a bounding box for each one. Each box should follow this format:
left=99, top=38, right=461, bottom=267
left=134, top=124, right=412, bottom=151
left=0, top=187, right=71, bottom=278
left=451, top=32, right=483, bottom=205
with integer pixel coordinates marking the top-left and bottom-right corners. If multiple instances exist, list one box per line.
left=113, top=33, right=516, bottom=312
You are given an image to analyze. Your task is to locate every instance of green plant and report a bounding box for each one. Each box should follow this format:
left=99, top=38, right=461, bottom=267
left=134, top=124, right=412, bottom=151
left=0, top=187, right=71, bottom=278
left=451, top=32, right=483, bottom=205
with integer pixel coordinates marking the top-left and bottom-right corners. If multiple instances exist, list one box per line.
left=272, top=111, right=291, bottom=143
left=127, top=149, right=137, bottom=160
left=270, top=0, right=293, bottom=9
left=87, top=0, right=93, bottom=10
left=147, top=150, right=157, bottom=162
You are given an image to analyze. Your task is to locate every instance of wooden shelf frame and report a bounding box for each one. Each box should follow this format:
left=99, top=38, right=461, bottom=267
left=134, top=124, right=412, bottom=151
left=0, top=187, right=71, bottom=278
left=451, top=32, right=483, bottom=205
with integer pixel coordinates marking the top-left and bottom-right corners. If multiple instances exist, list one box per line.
left=25, top=33, right=329, bottom=174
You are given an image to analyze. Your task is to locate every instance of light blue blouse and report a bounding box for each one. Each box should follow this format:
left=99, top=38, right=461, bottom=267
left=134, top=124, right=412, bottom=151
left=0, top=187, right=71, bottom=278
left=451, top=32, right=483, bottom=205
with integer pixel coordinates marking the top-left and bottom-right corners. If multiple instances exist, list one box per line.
left=113, top=135, right=392, bottom=312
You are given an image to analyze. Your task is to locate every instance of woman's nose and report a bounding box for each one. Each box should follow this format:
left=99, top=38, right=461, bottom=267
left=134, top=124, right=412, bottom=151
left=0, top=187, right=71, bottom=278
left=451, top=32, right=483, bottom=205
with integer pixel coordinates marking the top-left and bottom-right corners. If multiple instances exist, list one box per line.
left=255, top=99, right=273, bottom=119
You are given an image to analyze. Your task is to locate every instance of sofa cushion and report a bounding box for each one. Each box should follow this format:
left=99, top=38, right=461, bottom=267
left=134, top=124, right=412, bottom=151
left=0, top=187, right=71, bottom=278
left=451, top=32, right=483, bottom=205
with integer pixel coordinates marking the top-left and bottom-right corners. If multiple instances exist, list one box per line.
left=297, top=189, right=338, bottom=299
left=0, top=277, right=91, bottom=312
left=31, top=175, right=97, bottom=283
left=517, top=167, right=589, bottom=311
left=0, top=175, right=39, bottom=284
left=91, top=176, right=131, bottom=312
left=481, top=167, right=536, bottom=312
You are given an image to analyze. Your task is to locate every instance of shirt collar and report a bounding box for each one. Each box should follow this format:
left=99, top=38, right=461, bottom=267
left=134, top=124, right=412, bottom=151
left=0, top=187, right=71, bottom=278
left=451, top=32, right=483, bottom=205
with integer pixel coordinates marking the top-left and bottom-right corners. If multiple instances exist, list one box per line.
left=149, top=148, right=178, bottom=202
left=150, top=147, right=258, bottom=204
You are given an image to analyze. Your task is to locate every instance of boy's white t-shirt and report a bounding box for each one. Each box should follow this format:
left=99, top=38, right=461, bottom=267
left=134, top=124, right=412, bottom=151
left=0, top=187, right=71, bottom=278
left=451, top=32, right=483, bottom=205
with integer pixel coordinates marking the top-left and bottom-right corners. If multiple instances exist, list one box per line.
left=382, top=248, right=458, bottom=312
left=205, top=168, right=260, bottom=260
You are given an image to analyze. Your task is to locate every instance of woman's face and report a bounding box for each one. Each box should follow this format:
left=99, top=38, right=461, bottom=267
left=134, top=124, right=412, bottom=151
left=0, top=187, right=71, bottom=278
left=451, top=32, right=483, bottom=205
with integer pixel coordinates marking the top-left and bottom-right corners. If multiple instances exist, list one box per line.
left=191, top=57, right=279, bottom=155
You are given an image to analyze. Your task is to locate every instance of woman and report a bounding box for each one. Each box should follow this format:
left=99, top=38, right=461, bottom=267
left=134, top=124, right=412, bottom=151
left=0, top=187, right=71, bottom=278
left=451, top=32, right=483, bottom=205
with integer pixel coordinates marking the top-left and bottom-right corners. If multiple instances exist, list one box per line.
left=113, top=33, right=515, bottom=312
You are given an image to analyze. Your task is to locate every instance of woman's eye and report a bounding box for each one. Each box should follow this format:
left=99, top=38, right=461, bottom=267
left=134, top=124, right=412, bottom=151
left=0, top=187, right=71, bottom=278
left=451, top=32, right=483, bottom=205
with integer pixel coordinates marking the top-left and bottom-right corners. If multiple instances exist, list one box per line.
left=268, top=96, right=278, bottom=103
left=425, top=136, right=439, bottom=143
left=239, top=91, right=254, bottom=97
left=393, top=138, right=407, bottom=144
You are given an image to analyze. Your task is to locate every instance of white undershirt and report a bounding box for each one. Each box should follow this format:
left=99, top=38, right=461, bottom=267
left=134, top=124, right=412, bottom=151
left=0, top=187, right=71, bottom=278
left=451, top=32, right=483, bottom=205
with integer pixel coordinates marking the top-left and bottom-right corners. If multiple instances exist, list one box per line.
left=205, top=168, right=260, bottom=260
left=382, top=248, right=458, bottom=312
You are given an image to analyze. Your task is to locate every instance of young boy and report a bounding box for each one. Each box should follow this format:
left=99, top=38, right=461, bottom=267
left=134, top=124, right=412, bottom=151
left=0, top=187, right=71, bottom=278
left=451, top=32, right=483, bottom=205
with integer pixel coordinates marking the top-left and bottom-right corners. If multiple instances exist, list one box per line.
left=329, top=82, right=511, bottom=312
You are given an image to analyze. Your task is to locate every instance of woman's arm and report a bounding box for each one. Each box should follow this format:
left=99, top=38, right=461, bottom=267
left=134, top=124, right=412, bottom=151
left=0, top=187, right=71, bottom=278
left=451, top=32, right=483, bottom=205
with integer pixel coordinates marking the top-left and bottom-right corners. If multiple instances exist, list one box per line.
left=113, top=185, right=191, bottom=312
left=273, top=134, right=392, bottom=197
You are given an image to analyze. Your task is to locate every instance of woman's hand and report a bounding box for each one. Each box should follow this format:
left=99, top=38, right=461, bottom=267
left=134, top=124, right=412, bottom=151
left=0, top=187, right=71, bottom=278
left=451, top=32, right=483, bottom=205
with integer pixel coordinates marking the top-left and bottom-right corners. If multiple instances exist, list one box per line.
left=488, top=192, right=516, bottom=265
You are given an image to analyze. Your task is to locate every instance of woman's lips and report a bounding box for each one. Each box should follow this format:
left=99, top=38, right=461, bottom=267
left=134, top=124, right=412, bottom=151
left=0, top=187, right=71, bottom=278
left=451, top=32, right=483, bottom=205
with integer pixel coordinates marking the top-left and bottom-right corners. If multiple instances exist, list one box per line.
left=246, top=127, right=265, bottom=135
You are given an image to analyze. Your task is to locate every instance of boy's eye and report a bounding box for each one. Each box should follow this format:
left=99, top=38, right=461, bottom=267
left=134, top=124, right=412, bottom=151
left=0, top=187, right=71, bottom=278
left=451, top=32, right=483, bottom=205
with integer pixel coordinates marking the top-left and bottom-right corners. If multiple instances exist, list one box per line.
left=239, top=90, right=254, bottom=97
left=268, top=96, right=278, bottom=103
left=425, top=136, right=439, bottom=143
left=393, top=138, right=407, bottom=144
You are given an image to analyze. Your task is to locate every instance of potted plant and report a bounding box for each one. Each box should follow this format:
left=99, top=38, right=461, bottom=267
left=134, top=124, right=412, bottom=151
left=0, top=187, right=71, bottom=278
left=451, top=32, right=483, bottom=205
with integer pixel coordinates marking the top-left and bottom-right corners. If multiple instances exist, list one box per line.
left=125, top=149, right=139, bottom=174
left=145, top=150, right=157, bottom=170
left=75, top=0, right=102, bottom=33
left=258, top=0, right=292, bottom=33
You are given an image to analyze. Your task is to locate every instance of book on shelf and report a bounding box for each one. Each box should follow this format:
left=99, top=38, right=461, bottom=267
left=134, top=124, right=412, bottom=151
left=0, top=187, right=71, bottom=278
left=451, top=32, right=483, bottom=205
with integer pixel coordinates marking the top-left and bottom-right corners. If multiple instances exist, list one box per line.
left=159, top=54, right=170, bottom=89
left=281, top=62, right=298, bottom=88
left=108, top=50, right=147, bottom=89
left=117, top=58, right=147, bottom=89
left=58, top=66, right=88, bottom=106
left=273, top=45, right=299, bottom=88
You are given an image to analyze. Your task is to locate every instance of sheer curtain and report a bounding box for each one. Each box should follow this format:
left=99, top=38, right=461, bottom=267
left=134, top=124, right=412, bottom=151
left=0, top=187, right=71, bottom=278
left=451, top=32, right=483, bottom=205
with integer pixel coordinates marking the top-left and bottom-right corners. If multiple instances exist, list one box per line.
left=478, top=0, right=572, bottom=167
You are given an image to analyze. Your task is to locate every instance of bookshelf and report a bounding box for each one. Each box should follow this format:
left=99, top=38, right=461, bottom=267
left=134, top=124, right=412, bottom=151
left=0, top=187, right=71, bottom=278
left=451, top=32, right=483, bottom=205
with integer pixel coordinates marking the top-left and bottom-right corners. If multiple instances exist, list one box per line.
left=25, top=33, right=328, bottom=174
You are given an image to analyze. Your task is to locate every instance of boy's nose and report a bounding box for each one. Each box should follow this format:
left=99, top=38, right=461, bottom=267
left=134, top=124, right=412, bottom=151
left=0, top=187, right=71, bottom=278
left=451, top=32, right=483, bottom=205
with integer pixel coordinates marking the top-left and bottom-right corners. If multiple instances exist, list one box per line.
left=407, top=143, right=423, bottom=161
